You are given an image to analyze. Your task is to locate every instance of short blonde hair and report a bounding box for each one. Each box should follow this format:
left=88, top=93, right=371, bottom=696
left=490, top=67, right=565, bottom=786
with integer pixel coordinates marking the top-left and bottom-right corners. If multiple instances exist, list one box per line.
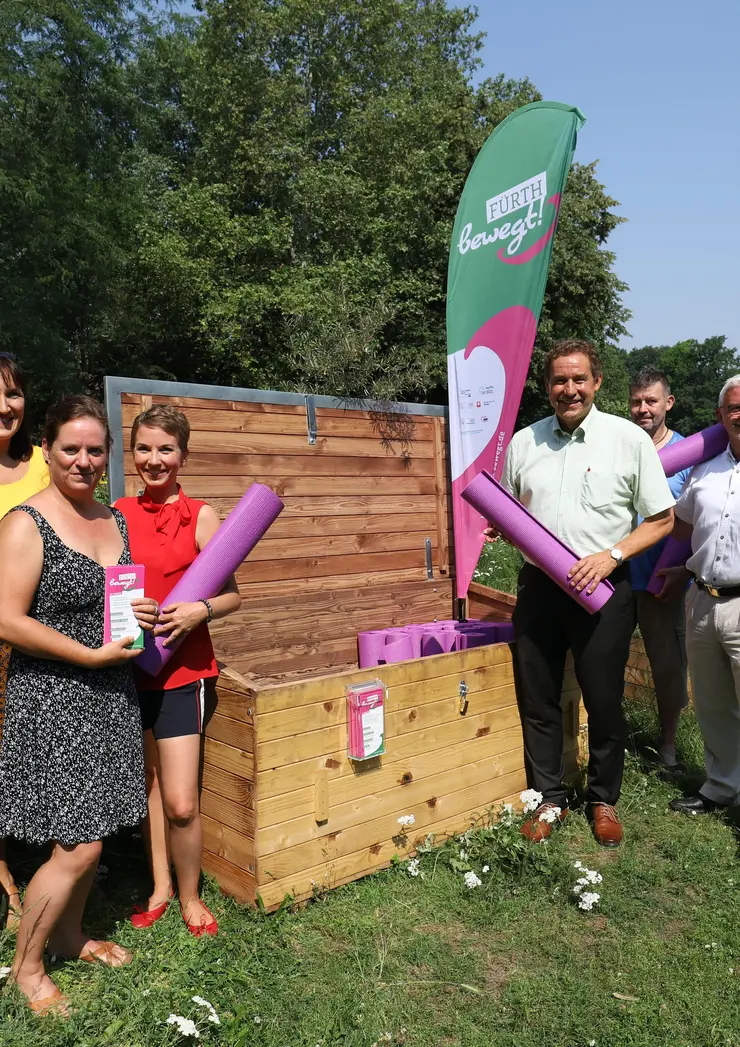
left=130, top=405, right=190, bottom=452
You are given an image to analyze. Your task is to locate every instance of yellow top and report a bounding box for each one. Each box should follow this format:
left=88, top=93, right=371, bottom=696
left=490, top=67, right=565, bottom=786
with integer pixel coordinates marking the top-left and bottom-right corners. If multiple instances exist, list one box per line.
left=0, top=446, right=50, bottom=520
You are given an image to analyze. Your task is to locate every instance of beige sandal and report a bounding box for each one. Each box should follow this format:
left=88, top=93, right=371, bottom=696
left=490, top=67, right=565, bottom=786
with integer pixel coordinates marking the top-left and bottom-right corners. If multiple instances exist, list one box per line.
left=28, top=986, right=73, bottom=1018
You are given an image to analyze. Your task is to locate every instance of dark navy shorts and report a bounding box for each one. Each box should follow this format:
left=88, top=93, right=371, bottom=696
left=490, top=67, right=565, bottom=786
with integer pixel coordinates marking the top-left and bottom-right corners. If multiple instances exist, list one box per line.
left=138, top=679, right=205, bottom=740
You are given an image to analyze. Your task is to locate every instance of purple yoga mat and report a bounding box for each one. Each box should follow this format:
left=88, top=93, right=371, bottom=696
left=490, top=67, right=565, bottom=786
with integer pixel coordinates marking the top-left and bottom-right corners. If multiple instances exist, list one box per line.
left=137, top=483, right=284, bottom=676
left=357, top=630, right=391, bottom=668
left=461, top=471, right=614, bottom=615
left=420, top=630, right=458, bottom=657
left=658, top=423, right=727, bottom=477
left=646, top=537, right=693, bottom=596
left=379, top=635, right=414, bottom=665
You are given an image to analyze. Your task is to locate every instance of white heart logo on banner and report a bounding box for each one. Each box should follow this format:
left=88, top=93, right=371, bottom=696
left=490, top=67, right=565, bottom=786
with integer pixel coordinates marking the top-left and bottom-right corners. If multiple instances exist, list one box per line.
left=448, top=345, right=506, bottom=481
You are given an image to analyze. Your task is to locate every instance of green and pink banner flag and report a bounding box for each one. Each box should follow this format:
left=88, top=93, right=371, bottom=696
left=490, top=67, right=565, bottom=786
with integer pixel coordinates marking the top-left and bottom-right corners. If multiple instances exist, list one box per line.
left=446, top=101, right=585, bottom=601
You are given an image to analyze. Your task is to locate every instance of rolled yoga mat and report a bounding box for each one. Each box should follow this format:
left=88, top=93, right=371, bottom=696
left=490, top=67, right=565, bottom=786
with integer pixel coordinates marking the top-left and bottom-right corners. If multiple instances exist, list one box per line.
left=379, top=635, right=414, bottom=665
left=420, top=630, right=458, bottom=657
left=646, top=537, right=693, bottom=596
left=137, top=483, right=284, bottom=676
left=461, top=471, right=614, bottom=615
left=658, top=423, right=727, bottom=477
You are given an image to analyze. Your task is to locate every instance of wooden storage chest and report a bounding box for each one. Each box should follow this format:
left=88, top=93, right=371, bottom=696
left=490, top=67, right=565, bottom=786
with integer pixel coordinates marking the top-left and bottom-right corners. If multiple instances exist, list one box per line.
left=105, top=378, right=582, bottom=910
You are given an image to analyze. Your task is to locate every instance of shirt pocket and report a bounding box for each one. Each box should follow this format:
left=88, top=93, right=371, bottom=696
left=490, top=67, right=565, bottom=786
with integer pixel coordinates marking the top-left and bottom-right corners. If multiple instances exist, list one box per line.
left=580, top=474, right=614, bottom=510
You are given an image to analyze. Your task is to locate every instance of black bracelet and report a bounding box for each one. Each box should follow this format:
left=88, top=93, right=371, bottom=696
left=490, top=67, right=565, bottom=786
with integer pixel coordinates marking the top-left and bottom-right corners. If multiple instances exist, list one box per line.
left=200, top=598, right=213, bottom=624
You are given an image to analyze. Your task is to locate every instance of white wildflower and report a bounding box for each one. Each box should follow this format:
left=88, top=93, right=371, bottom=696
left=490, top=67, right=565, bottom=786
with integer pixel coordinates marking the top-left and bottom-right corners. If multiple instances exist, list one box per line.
left=459, top=849, right=469, bottom=861
left=192, top=996, right=220, bottom=1025
left=0, top=967, right=11, bottom=981
left=463, top=871, right=482, bottom=889
left=520, top=789, right=544, bottom=813
left=141, top=988, right=151, bottom=997
left=574, top=860, right=585, bottom=870
left=397, top=814, right=415, bottom=828
left=166, top=1015, right=200, bottom=1039
left=253, top=1015, right=262, bottom=1024
left=577, top=891, right=600, bottom=912
left=589, top=1041, right=596, bottom=1046
left=407, top=858, right=422, bottom=878
left=482, top=865, right=490, bottom=873
left=538, top=805, right=562, bottom=824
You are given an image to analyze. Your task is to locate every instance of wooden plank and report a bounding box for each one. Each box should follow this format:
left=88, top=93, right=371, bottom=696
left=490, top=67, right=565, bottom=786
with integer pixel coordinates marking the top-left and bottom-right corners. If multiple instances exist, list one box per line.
left=202, top=850, right=256, bottom=905
left=215, top=636, right=359, bottom=678
left=256, top=755, right=528, bottom=880
left=261, top=512, right=439, bottom=540
left=224, top=567, right=452, bottom=603
left=124, top=475, right=437, bottom=498
left=201, top=813, right=255, bottom=872
left=255, top=666, right=516, bottom=746
left=218, top=582, right=453, bottom=646
left=432, top=417, right=450, bottom=575
left=257, top=725, right=522, bottom=828
left=201, top=760, right=254, bottom=808
left=207, top=495, right=438, bottom=519
left=124, top=453, right=434, bottom=479
left=121, top=391, right=439, bottom=427
left=122, top=402, right=435, bottom=442
left=236, top=548, right=431, bottom=585
left=257, top=698, right=522, bottom=777
left=314, top=770, right=329, bottom=824
left=255, top=788, right=529, bottom=910
left=255, top=644, right=511, bottom=713
left=467, top=582, right=517, bottom=622
left=206, top=712, right=254, bottom=754
left=246, top=530, right=438, bottom=563
left=212, top=687, right=254, bottom=724
left=203, top=736, right=254, bottom=779
left=257, top=735, right=524, bottom=857
left=201, top=786, right=255, bottom=837
left=122, top=426, right=433, bottom=460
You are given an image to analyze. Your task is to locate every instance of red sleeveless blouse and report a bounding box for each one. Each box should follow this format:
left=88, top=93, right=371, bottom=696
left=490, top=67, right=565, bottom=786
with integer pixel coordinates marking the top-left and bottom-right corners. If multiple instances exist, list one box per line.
left=116, top=486, right=218, bottom=691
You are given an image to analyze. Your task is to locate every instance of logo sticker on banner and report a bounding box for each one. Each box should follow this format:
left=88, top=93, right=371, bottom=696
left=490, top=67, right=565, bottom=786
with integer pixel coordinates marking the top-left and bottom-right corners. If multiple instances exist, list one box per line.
left=446, top=101, right=585, bottom=601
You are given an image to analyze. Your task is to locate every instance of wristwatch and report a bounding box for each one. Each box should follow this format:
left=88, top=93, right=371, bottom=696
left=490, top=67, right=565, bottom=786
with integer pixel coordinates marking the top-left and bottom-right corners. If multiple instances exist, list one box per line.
left=609, top=547, right=624, bottom=564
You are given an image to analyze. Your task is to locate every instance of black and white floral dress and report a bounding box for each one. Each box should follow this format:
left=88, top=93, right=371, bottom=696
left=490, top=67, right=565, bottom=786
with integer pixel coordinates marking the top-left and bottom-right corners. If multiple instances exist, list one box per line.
left=0, top=505, right=147, bottom=845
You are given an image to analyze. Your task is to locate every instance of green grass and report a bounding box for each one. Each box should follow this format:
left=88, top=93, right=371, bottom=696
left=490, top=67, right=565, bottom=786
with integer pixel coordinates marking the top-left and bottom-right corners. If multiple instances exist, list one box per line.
left=473, top=541, right=523, bottom=596
left=2, top=697, right=740, bottom=1046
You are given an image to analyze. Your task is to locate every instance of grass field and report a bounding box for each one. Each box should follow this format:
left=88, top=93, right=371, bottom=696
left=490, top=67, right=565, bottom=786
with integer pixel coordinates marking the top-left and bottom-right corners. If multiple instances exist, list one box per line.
left=2, top=693, right=739, bottom=1047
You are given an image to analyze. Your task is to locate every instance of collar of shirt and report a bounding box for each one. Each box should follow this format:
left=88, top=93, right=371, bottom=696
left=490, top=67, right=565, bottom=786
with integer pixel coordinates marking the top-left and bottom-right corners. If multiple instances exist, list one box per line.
left=551, top=404, right=599, bottom=442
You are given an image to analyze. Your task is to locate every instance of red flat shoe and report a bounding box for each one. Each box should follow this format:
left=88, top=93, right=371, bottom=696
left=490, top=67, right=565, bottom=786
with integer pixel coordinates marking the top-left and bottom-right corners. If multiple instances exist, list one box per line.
left=130, top=894, right=172, bottom=929
left=181, top=902, right=218, bottom=938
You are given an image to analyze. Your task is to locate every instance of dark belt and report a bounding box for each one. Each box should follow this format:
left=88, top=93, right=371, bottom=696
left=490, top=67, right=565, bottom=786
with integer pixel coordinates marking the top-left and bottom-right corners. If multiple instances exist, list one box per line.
left=693, top=577, right=740, bottom=599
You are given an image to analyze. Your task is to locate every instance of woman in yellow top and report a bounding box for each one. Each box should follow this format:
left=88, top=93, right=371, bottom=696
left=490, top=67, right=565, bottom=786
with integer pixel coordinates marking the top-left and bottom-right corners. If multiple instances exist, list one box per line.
left=0, top=354, right=49, bottom=929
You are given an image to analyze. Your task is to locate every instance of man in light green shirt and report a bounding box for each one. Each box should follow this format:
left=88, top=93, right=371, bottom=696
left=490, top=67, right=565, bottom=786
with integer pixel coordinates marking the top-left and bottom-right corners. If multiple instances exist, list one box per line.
left=494, top=340, right=674, bottom=847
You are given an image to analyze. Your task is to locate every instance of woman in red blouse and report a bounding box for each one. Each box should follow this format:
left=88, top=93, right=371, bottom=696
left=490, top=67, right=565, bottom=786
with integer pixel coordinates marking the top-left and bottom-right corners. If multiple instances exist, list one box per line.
left=116, top=406, right=241, bottom=937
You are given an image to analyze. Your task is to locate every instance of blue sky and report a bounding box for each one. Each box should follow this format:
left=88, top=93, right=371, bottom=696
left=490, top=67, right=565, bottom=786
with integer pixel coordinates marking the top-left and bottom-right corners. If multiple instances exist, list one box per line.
left=459, top=0, right=740, bottom=350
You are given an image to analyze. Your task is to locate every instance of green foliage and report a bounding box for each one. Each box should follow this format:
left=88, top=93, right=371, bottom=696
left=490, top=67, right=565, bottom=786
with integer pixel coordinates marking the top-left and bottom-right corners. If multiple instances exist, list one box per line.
left=473, top=539, right=522, bottom=595
left=625, top=336, right=740, bottom=435
left=1, top=0, right=633, bottom=416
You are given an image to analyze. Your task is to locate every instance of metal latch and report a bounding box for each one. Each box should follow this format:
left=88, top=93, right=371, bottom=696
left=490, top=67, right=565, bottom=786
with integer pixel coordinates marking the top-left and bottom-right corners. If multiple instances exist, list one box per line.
left=459, top=681, right=469, bottom=716
left=305, top=394, right=317, bottom=444
left=425, top=538, right=433, bottom=579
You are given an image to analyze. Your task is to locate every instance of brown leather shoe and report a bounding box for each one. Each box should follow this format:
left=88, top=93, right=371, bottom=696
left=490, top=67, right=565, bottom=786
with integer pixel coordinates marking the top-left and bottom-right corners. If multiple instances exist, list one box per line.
left=591, top=803, right=623, bottom=847
left=520, top=803, right=569, bottom=843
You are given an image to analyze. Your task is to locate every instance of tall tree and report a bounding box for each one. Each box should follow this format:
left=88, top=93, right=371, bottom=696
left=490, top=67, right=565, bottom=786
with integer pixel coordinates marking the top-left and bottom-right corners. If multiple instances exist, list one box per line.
left=0, top=0, right=154, bottom=411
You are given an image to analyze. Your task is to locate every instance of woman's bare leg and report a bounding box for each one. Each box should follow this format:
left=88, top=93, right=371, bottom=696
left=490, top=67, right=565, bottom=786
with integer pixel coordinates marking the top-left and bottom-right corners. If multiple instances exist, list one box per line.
left=11, top=840, right=101, bottom=1005
left=157, top=734, right=209, bottom=925
left=141, top=729, right=173, bottom=909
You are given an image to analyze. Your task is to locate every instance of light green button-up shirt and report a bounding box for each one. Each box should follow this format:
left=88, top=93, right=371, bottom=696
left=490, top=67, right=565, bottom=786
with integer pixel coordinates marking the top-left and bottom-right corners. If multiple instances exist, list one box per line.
left=501, top=406, right=675, bottom=558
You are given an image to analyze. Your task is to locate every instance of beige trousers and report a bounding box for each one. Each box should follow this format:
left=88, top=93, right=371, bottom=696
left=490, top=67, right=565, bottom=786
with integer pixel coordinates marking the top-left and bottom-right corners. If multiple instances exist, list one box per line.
left=685, top=585, right=740, bottom=804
